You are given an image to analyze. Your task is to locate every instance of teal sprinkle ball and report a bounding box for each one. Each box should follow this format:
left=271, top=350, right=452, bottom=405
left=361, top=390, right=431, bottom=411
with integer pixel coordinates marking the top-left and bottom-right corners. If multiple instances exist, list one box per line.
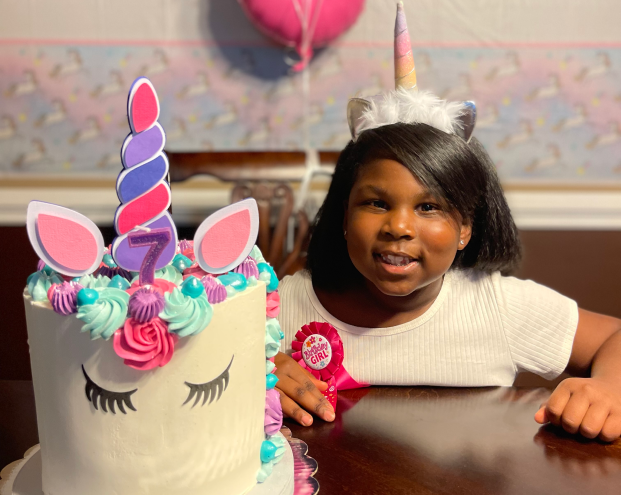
left=172, top=254, right=193, bottom=272
left=217, top=272, right=248, bottom=292
left=181, top=276, right=205, bottom=299
left=102, top=254, right=117, bottom=267
left=260, top=440, right=277, bottom=463
left=77, top=288, right=99, bottom=306
left=266, top=373, right=279, bottom=390
left=257, top=263, right=278, bottom=292
left=108, top=275, right=131, bottom=290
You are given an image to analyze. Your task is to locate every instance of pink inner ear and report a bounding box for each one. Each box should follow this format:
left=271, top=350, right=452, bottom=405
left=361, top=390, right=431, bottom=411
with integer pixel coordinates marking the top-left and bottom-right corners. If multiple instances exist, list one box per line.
left=131, top=84, right=158, bottom=133
left=38, top=214, right=98, bottom=271
left=201, top=210, right=250, bottom=269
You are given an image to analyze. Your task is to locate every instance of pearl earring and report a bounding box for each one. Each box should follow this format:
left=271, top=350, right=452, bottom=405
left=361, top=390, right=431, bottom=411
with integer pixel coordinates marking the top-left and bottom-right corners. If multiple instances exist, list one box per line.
left=460, top=240, right=464, bottom=245
left=344, top=230, right=347, bottom=236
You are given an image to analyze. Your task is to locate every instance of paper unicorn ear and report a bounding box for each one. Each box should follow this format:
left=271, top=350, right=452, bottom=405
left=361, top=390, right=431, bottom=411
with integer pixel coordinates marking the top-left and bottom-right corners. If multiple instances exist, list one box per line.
left=193, top=198, right=259, bottom=274
left=27, top=201, right=104, bottom=277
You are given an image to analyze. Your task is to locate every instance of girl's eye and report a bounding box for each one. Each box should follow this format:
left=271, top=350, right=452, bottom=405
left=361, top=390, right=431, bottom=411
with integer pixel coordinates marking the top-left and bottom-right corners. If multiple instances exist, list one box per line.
left=366, top=199, right=388, bottom=209
left=82, top=365, right=137, bottom=414
left=183, top=355, right=234, bottom=408
left=419, top=203, right=440, bottom=213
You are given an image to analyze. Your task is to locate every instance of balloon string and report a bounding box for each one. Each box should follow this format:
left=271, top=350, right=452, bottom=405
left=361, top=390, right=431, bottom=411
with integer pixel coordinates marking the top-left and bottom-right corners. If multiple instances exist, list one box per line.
left=290, top=0, right=324, bottom=72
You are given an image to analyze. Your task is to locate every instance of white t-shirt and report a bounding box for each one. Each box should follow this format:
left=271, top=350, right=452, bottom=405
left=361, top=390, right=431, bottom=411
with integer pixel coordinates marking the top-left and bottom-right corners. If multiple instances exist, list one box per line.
left=278, top=269, right=579, bottom=387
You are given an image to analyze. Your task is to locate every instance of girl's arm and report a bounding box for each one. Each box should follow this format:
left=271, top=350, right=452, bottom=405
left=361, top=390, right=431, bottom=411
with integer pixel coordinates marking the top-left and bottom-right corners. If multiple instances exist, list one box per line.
left=535, top=308, right=621, bottom=441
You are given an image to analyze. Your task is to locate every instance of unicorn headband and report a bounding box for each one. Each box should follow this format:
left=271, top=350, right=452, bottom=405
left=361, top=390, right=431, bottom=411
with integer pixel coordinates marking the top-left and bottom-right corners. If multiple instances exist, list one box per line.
left=347, top=1, right=477, bottom=143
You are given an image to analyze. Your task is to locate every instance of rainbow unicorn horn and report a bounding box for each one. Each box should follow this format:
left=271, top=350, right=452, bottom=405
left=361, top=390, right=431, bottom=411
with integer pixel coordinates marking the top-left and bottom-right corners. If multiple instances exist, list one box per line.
left=394, top=1, right=417, bottom=91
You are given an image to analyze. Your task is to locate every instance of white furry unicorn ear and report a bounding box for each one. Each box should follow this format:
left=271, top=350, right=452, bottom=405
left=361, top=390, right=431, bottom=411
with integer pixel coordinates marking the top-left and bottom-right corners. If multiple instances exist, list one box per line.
left=454, top=101, right=477, bottom=143
left=347, top=98, right=373, bottom=142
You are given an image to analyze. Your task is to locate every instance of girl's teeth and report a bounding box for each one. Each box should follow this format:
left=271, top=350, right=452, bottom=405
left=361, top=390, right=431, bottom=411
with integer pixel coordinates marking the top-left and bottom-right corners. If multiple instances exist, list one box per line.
left=381, top=254, right=414, bottom=266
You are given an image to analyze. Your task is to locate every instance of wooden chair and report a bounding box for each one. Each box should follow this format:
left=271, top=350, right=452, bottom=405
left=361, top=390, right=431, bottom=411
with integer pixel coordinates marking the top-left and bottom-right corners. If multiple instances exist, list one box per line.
left=168, top=151, right=337, bottom=277
left=231, top=182, right=309, bottom=278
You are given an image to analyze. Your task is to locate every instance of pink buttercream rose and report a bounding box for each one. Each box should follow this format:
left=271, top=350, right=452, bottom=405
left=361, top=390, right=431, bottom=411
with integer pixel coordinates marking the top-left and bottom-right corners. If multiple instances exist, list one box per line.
left=113, top=317, right=178, bottom=370
left=183, top=264, right=208, bottom=281
left=266, top=290, right=280, bottom=318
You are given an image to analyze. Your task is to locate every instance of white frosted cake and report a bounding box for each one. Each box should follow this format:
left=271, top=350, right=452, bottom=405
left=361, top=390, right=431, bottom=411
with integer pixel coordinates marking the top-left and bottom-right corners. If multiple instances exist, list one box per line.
left=21, top=76, right=288, bottom=495
left=23, top=242, right=287, bottom=495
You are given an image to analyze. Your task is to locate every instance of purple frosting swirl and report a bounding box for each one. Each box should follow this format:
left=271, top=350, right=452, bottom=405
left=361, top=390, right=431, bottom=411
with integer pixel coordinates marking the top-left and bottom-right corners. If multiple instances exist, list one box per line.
left=37, top=259, right=46, bottom=271
left=49, top=281, right=83, bottom=315
left=233, top=256, right=259, bottom=279
left=264, top=388, right=283, bottom=436
left=97, top=265, right=132, bottom=282
left=201, top=276, right=227, bottom=304
left=178, top=239, right=193, bottom=253
left=128, top=288, right=166, bottom=323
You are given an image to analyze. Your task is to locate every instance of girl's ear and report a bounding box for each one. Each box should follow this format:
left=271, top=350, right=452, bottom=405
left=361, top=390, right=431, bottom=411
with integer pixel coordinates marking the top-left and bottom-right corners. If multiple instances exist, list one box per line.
left=342, top=200, right=348, bottom=237
left=458, top=218, right=472, bottom=250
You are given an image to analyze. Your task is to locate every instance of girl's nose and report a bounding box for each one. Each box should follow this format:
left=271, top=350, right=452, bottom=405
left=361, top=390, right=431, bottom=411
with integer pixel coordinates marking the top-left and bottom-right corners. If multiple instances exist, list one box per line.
left=381, top=209, right=416, bottom=239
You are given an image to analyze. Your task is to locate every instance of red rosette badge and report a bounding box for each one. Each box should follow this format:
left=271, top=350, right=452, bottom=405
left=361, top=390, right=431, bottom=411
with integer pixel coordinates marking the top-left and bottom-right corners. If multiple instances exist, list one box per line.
left=292, top=322, right=344, bottom=381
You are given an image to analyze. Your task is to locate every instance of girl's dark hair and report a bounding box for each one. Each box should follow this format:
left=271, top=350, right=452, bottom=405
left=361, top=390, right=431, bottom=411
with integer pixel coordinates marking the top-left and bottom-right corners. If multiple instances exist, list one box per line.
left=306, top=123, right=522, bottom=291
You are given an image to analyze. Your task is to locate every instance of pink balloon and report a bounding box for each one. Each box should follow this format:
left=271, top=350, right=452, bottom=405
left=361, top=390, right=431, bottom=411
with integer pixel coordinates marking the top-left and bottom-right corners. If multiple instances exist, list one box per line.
left=239, top=0, right=365, bottom=70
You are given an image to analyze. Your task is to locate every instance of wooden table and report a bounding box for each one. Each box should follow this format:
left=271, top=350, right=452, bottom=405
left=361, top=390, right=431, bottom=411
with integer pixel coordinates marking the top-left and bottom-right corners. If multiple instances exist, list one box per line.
left=2, top=382, right=621, bottom=494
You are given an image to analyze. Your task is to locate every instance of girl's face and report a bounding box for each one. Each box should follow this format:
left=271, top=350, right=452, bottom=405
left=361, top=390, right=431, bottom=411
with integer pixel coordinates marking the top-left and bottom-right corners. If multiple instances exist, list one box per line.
left=344, top=158, right=471, bottom=297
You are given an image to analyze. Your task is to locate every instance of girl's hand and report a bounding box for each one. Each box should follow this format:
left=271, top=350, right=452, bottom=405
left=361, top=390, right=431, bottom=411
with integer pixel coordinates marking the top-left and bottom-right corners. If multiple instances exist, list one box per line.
left=535, top=377, right=621, bottom=442
left=274, top=351, right=336, bottom=426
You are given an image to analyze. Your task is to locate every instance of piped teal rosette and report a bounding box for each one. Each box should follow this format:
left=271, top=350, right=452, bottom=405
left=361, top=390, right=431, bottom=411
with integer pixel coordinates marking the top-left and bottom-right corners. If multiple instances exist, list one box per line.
left=76, top=287, right=130, bottom=340
left=256, top=435, right=287, bottom=483
left=131, top=264, right=182, bottom=286
left=27, top=270, right=64, bottom=301
left=250, top=245, right=266, bottom=265
left=159, top=282, right=213, bottom=338
left=77, top=274, right=112, bottom=289
left=265, top=318, right=283, bottom=358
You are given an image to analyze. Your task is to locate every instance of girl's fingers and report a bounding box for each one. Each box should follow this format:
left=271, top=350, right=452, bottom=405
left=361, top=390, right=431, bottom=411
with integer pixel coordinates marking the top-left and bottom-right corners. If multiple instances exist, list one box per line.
left=286, top=364, right=332, bottom=408
left=276, top=374, right=335, bottom=422
left=300, top=366, right=329, bottom=392
left=534, top=404, right=549, bottom=424
left=276, top=387, right=313, bottom=426
left=599, top=414, right=621, bottom=443
left=579, top=404, right=610, bottom=439
left=543, top=385, right=572, bottom=427
left=559, top=394, right=590, bottom=434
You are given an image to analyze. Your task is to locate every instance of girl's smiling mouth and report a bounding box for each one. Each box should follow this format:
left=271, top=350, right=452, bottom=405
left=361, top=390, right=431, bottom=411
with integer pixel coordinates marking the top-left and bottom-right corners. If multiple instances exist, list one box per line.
left=374, top=251, right=419, bottom=273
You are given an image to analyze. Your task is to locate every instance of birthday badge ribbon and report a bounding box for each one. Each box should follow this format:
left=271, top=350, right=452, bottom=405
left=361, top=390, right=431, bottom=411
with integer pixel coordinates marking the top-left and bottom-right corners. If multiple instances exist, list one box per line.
left=291, top=322, right=367, bottom=409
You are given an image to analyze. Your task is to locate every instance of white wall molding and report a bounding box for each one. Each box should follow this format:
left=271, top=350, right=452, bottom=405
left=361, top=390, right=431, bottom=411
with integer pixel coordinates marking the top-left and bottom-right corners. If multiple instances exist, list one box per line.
left=2, top=184, right=621, bottom=230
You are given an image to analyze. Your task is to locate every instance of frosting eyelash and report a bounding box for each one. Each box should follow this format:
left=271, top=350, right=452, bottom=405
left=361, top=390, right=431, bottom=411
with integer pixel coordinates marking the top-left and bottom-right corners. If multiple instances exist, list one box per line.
left=183, top=355, right=234, bottom=408
left=82, top=365, right=138, bottom=414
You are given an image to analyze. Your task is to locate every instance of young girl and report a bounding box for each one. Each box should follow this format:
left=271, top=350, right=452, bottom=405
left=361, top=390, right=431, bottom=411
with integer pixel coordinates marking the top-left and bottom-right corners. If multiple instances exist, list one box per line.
left=273, top=2, right=621, bottom=442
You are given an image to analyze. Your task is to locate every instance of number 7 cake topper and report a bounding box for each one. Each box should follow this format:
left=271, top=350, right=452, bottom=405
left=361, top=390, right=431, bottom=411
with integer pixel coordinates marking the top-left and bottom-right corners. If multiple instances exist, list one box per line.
left=111, top=77, right=177, bottom=275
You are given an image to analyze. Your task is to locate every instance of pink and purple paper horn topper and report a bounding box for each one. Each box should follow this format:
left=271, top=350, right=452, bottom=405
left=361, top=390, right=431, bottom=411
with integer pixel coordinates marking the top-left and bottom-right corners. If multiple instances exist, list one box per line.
left=26, top=201, right=105, bottom=277
left=111, top=77, right=177, bottom=280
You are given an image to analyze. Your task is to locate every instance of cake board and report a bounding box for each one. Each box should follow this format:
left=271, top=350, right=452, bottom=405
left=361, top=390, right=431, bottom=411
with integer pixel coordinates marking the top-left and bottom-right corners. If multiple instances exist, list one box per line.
left=0, top=429, right=319, bottom=495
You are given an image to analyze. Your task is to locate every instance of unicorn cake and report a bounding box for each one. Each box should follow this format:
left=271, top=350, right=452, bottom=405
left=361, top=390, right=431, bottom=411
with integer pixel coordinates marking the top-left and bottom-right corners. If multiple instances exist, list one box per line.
left=22, top=78, right=289, bottom=495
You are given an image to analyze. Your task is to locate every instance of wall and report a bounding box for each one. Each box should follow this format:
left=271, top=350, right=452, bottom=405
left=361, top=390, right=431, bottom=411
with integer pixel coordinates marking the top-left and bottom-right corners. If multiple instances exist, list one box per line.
left=0, top=0, right=620, bottom=184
